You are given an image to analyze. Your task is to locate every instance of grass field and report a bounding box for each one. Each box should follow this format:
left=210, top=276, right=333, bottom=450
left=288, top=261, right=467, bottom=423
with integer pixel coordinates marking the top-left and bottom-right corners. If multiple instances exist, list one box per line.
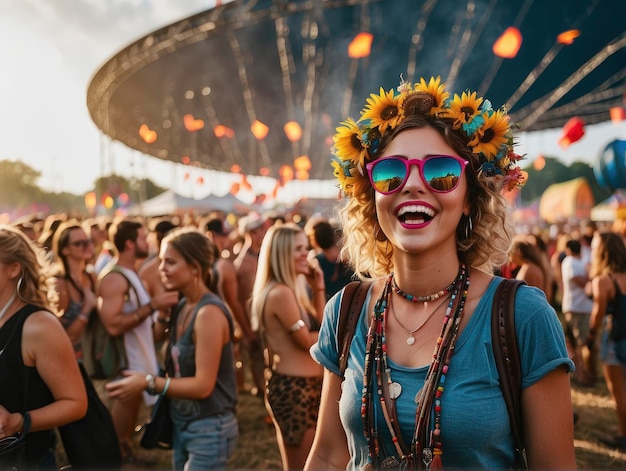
left=56, top=379, right=626, bottom=470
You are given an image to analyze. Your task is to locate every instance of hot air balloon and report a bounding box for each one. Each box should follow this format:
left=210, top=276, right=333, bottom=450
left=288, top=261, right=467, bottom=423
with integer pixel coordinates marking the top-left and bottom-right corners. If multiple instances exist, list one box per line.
left=594, top=140, right=626, bottom=191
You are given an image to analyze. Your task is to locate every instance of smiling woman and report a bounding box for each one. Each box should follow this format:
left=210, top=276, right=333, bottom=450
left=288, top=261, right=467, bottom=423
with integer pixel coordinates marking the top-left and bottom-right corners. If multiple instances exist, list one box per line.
left=305, top=77, right=576, bottom=471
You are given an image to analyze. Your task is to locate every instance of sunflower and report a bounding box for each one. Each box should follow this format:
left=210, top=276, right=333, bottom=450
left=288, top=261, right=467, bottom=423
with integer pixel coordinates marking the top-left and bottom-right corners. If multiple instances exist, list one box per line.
left=469, top=110, right=510, bottom=159
left=446, top=91, right=483, bottom=131
left=333, top=117, right=368, bottom=163
left=360, top=87, right=401, bottom=134
left=413, top=76, right=450, bottom=114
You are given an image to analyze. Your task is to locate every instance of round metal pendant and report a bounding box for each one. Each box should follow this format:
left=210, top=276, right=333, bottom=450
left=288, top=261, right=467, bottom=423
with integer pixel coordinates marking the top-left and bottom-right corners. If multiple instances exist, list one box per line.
left=406, top=336, right=415, bottom=346
left=389, top=382, right=402, bottom=399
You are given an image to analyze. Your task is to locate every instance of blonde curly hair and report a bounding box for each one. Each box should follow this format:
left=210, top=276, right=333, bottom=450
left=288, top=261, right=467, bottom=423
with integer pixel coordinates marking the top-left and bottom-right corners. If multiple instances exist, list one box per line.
left=339, top=114, right=514, bottom=280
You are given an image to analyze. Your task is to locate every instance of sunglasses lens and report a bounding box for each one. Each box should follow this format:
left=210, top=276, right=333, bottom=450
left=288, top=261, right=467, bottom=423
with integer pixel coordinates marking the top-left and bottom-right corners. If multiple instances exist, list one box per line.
left=370, top=158, right=407, bottom=193
left=423, top=157, right=463, bottom=192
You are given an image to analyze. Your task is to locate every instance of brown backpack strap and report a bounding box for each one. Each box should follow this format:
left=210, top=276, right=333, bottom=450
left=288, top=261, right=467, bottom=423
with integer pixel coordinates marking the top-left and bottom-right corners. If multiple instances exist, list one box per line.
left=338, top=281, right=372, bottom=376
left=491, top=278, right=528, bottom=470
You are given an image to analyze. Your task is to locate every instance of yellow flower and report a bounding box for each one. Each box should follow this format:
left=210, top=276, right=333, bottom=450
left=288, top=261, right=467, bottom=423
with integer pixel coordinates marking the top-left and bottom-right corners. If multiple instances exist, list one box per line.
left=446, top=91, right=483, bottom=130
left=333, top=118, right=367, bottom=164
left=360, top=87, right=401, bottom=134
left=413, top=76, right=449, bottom=114
left=469, top=110, right=510, bottom=159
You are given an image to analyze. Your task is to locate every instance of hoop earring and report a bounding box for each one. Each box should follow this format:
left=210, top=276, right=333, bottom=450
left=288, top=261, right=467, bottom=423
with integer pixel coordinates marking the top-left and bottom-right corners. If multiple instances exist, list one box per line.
left=16, top=275, right=25, bottom=302
left=462, top=214, right=473, bottom=240
left=374, top=222, right=387, bottom=242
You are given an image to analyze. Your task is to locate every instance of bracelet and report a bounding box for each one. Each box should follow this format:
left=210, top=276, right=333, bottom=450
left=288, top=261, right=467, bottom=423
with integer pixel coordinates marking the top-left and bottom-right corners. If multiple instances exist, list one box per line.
left=18, top=412, right=31, bottom=436
left=288, top=319, right=305, bottom=333
left=314, top=287, right=326, bottom=293
left=161, top=377, right=171, bottom=397
left=157, top=316, right=171, bottom=325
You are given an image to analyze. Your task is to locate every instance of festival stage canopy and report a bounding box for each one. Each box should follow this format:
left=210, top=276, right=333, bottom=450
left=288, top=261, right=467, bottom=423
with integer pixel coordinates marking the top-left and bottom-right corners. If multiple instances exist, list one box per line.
left=86, top=0, right=626, bottom=180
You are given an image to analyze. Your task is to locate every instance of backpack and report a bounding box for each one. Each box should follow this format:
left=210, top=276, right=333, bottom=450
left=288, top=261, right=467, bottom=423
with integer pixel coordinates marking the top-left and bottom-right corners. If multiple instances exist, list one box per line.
left=82, top=266, right=135, bottom=379
left=337, top=278, right=527, bottom=470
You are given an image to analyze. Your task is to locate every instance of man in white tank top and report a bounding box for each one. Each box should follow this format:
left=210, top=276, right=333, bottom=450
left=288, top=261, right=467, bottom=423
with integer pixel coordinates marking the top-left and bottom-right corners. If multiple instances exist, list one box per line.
left=96, top=219, right=179, bottom=463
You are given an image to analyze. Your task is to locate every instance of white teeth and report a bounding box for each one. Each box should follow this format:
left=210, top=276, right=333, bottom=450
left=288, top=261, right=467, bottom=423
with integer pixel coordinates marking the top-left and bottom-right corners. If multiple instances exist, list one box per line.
left=397, top=204, right=435, bottom=217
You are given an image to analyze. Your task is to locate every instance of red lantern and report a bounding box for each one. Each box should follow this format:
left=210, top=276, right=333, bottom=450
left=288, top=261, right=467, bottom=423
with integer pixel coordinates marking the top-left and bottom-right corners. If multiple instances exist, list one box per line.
left=251, top=120, right=269, bottom=140
left=139, top=124, right=157, bottom=144
left=558, top=117, right=585, bottom=149
left=184, top=114, right=204, bottom=132
left=533, top=155, right=546, bottom=171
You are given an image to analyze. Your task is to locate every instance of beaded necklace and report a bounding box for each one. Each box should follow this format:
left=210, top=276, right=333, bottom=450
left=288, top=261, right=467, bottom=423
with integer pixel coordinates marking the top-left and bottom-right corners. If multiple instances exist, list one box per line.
left=392, top=265, right=463, bottom=303
left=361, top=265, right=469, bottom=471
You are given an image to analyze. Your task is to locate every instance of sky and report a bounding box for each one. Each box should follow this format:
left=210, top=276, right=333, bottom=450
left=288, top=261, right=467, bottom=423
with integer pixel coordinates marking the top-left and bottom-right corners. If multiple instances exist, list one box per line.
left=1, top=1, right=624, bottom=202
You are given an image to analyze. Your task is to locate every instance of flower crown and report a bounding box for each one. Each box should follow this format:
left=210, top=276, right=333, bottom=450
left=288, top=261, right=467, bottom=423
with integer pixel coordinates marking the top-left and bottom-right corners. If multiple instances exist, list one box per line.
left=330, top=76, right=527, bottom=198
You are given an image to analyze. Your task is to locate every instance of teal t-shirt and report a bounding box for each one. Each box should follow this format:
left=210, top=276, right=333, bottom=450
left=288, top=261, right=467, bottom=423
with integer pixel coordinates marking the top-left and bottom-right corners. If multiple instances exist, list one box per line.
left=310, top=276, right=574, bottom=470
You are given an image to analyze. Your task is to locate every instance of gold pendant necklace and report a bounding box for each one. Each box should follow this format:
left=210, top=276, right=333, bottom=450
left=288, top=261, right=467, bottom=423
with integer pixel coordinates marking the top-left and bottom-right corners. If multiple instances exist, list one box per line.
left=390, top=294, right=449, bottom=345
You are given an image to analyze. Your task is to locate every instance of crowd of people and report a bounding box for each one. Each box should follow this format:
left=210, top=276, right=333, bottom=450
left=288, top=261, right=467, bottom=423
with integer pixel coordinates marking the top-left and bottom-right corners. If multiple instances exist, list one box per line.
left=2, top=74, right=626, bottom=471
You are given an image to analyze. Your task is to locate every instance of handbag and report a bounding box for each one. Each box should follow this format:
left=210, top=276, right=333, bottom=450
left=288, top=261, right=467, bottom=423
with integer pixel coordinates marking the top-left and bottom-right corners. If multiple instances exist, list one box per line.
left=58, top=361, right=122, bottom=470
left=139, top=394, right=173, bottom=450
left=0, top=430, right=28, bottom=470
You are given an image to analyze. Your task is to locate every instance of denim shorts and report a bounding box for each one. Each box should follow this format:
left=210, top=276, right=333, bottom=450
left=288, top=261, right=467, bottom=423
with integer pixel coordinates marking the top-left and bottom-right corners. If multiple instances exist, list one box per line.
left=172, top=410, right=238, bottom=471
left=600, top=316, right=626, bottom=366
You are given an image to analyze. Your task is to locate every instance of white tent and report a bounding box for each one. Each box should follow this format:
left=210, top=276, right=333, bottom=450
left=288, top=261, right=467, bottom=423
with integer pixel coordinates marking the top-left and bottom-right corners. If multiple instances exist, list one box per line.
left=127, top=190, right=250, bottom=217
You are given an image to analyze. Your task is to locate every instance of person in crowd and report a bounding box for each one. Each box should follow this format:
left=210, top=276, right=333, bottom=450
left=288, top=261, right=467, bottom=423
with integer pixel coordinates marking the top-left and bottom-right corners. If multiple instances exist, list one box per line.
left=37, top=215, right=66, bottom=260
left=305, top=76, right=575, bottom=470
left=251, top=223, right=326, bottom=470
left=234, top=212, right=270, bottom=397
left=508, top=235, right=550, bottom=296
left=586, top=231, right=626, bottom=452
left=82, top=217, right=109, bottom=269
left=139, top=218, right=178, bottom=299
left=0, top=225, right=87, bottom=469
left=203, top=216, right=253, bottom=393
left=527, top=232, right=555, bottom=305
left=561, top=238, right=595, bottom=385
left=309, top=219, right=355, bottom=300
left=550, top=232, right=572, bottom=311
left=48, top=221, right=98, bottom=357
left=94, top=218, right=179, bottom=464
left=106, top=228, right=238, bottom=470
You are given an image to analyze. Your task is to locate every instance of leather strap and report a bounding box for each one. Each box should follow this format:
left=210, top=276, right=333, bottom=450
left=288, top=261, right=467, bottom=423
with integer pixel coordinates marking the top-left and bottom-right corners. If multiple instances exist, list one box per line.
left=491, top=278, right=528, bottom=470
left=338, top=281, right=372, bottom=376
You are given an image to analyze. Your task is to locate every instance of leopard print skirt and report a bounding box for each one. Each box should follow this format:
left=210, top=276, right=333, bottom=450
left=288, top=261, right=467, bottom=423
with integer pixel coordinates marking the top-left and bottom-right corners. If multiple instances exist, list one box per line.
left=265, top=372, right=322, bottom=446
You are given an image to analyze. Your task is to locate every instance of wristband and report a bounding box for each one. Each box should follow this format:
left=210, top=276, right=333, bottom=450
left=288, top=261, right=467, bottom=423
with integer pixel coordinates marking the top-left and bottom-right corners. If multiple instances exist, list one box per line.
left=161, top=377, right=171, bottom=396
left=18, top=412, right=31, bottom=436
left=157, top=316, right=171, bottom=325
left=145, top=374, right=157, bottom=395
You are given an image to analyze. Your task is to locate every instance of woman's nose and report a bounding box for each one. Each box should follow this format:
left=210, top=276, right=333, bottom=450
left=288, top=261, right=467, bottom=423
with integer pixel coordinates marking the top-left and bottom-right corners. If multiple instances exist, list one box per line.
left=402, top=164, right=427, bottom=193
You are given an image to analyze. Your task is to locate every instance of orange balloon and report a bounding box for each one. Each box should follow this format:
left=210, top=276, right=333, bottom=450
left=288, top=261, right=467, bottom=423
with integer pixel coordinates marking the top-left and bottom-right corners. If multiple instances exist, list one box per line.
left=493, top=27, right=522, bottom=58
left=294, top=155, right=311, bottom=171
left=181, top=156, right=191, bottom=165
left=533, top=155, right=546, bottom=171
left=84, top=191, right=97, bottom=209
left=348, top=32, right=374, bottom=58
left=557, top=30, right=581, bottom=45
left=260, top=167, right=270, bottom=176
left=610, top=107, right=626, bottom=124
left=184, top=114, right=205, bottom=132
left=139, top=124, right=157, bottom=144
left=251, top=120, right=269, bottom=140
left=230, top=164, right=241, bottom=174
left=279, top=165, right=294, bottom=182
left=284, top=121, right=303, bottom=142
left=296, top=169, right=309, bottom=180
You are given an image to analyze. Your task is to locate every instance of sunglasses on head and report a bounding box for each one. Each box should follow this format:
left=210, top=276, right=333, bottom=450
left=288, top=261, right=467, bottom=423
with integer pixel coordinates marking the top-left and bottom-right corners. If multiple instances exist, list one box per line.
left=365, top=154, right=468, bottom=195
left=70, top=239, right=92, bottom=248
